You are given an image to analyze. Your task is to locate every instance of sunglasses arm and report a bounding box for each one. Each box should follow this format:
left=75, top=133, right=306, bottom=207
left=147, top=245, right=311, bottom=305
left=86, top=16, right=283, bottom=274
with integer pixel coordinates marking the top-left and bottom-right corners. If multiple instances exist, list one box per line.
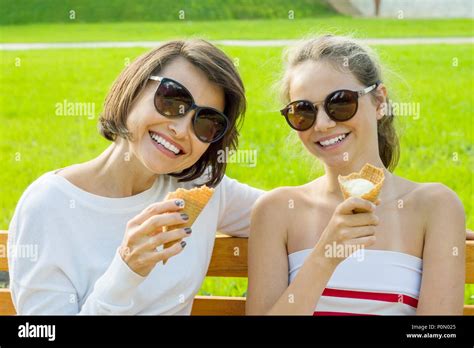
left=358, top=82, right=379, bottom=97
left=149, top=75, right=163, bottom=82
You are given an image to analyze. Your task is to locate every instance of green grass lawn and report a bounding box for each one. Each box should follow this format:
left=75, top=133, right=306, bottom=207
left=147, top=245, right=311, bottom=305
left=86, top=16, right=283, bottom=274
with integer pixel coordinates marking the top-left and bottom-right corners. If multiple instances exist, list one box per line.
left=0, top=18, right=473, bottom=43
left=1, top=43, right=473, bottom=303
left=0, top=0, right=336, bottom=25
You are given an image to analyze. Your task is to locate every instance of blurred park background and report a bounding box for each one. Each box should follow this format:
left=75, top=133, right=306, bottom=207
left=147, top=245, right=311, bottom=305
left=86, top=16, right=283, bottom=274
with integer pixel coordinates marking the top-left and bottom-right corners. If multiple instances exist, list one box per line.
left=0, top=0, right=473, bottom=305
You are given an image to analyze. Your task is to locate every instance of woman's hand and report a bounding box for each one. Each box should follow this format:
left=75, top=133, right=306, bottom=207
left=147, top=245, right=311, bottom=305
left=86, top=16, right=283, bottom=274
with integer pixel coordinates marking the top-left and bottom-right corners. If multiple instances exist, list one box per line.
left=314, top=197, right=379, bottom=266
left=119, top=199, right=192, bottom=276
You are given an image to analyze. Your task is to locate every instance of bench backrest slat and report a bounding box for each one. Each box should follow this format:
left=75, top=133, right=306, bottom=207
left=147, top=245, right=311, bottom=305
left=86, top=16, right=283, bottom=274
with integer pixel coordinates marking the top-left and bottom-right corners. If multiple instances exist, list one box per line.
left=466, top=241, right=474, bottom=284
left=207, top=235, right=248, bottom=277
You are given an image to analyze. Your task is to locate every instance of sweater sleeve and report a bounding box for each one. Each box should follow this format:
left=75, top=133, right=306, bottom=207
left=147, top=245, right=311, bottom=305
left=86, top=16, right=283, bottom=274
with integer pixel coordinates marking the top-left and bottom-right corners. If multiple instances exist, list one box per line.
left=216, top=175, right=265, bottom=237
left=8, top=185, right=146, bottom=315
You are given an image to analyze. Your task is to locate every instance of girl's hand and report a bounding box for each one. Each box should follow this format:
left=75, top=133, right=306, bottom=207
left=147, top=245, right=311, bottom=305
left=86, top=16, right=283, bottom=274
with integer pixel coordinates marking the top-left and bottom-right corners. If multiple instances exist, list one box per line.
left=119, top=199, right=192, bottom=276
left=314, top=197, right=379, bottom=266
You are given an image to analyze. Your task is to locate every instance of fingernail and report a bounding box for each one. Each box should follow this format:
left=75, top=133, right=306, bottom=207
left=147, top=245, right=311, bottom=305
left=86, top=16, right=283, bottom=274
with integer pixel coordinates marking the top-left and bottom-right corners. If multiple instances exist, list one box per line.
left=185, top=227, right=192, bottom=234
left=175, top=199, right=185, bottom=207
left=181, top=213, right=189, bottom=220
left=180, top=240, right=187, bottom=248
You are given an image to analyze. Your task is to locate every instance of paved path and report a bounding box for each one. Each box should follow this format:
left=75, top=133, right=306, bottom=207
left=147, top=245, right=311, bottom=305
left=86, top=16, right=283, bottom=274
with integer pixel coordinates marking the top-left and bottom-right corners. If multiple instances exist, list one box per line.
left=0, top=37, right=472, bottom=50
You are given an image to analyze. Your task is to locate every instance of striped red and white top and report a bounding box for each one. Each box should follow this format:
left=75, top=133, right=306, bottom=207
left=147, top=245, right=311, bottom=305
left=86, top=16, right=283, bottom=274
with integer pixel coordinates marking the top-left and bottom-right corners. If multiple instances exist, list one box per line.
left=288, top=249, right=422, bottom=315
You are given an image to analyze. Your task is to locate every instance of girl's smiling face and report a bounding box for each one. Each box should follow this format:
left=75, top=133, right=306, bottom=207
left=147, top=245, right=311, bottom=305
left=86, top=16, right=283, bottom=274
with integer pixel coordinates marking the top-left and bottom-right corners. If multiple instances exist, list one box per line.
left=125, top=56, right=225, bottom=175
left=288, top=59, right=385, bottom=168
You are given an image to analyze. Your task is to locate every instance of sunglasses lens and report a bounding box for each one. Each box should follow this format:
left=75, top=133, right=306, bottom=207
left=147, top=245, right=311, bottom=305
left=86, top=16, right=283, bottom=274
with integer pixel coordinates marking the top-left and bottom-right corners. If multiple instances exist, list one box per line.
left=285, top=101, right=315, bottom=130
left=155, top=79, right=193, bottom=116
left=194, top=109, right=228, bottom=143
left=326, top=90, right=358, bottom=121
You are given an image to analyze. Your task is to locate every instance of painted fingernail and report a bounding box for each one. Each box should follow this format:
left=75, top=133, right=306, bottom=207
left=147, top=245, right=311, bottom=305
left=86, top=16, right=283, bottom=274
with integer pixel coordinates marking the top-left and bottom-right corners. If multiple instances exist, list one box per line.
left=175, top=199, right=185, bottom=207
left=180, top=241, right=187, bottom=248
left=185, top=227, right=192, bottom=234
left=181, top=213, right=189, bottom=220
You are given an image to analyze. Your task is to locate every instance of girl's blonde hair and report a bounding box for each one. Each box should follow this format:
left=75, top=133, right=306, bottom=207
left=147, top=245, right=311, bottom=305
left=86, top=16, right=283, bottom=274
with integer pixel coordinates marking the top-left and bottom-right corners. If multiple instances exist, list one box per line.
left=280, top=35, right=399, bottom=171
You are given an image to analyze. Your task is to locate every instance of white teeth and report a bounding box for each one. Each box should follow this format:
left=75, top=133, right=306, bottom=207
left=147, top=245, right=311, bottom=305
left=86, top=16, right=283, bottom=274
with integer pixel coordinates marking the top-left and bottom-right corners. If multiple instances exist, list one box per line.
left=150, top=132, right=180, bottom=155
left=319, top=133, right=347, bottom=147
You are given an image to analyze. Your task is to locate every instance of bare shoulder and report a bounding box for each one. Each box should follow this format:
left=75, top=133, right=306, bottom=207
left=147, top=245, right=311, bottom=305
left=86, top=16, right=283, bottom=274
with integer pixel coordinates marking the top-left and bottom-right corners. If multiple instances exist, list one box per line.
left=421, top=183, right=465, bottom=229
left=253, top=183, right=310, bottom=217
left=412, top=181, right=463, bottom=212
left=394, top=176, right=461, bottom=205
left=396, top=177, right=465, bottom=230
left=251, top=184, right=310, bottom=242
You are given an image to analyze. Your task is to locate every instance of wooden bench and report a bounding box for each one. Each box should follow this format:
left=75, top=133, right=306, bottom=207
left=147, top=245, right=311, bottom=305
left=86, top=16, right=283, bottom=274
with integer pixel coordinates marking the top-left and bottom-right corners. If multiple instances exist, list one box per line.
left=0, top=230, right=473, bottom=315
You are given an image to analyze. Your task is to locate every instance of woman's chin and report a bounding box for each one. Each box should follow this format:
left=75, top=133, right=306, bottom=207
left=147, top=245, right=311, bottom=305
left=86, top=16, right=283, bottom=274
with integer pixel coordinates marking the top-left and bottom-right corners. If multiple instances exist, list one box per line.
left=142, top=151, right=192, bottom=176
left=307, top=146, right=353, bottom=169
left=323, top=158, right=351, bottom=170
left=305, top=144, right=346, bottom=164
left=140, top=139, right=197, bottom=176
left=140, top=151, right=174, bottom=174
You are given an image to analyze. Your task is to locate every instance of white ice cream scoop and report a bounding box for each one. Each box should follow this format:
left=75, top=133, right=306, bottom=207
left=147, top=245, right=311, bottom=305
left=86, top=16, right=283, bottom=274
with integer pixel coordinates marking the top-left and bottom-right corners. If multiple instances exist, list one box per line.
left=341, top=178, right=375, bottom=197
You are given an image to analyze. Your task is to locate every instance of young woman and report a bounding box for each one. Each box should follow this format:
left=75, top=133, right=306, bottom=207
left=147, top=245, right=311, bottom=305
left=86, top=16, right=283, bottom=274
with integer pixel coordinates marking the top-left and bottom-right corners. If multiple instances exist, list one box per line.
left=9, top=39, right=263, bottom=314
left=246, top=35, right=466, bottom=315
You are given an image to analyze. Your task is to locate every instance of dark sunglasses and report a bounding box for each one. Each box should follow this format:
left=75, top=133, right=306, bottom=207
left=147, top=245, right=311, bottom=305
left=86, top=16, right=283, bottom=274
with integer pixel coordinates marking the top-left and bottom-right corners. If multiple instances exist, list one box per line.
left=149, top=75, right=229, bottom=143
left=280, top=82, right=380, bottom=131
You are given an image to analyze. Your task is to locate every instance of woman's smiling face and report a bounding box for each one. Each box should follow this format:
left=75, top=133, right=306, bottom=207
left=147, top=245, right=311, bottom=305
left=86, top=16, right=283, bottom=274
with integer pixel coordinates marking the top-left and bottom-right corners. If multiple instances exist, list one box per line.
left=125, top=56, right=225, bottom=175
left=288, top=59, right=384, bottom=168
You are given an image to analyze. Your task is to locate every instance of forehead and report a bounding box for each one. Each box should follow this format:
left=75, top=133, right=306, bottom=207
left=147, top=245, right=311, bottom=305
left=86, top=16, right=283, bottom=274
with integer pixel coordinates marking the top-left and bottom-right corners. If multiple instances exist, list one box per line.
left=155, top=56, right=225, bottom=111
left=289, top=60, right=362, bottom=101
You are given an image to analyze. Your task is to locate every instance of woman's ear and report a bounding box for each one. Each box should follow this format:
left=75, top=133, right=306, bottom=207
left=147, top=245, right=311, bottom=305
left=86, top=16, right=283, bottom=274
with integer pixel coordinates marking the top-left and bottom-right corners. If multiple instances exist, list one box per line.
left=374, top=83, right=388, bottom=121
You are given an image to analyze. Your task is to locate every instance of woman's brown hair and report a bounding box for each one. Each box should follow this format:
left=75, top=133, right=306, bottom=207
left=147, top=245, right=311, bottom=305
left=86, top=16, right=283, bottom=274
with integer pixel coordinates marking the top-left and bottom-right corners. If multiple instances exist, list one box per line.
left=98, top=39, right=246, bottom=187
left=280, top=35, right=400, bottom=171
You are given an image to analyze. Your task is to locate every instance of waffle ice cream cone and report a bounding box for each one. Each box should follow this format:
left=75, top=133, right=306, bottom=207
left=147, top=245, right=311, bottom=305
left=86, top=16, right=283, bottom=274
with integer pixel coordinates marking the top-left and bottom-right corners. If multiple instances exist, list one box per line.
left=338, top=163, right=385, bottom=213
left=162, top=186, right=214, bottom=263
